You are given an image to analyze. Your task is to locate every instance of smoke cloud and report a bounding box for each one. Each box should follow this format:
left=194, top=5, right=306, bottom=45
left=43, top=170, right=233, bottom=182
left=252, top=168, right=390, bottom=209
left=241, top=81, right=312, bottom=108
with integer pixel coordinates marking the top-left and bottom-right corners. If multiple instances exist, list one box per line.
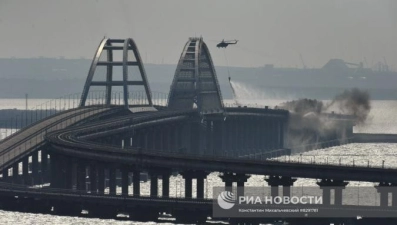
left=279, top=99, right=324, bottom=115
left=328, top=88, right=371, bottom=124
left=278, top=88, right=371, bottom=152
left=280, top=88, right=371, bottom=125
left=229, top=80, right=371, bottom=152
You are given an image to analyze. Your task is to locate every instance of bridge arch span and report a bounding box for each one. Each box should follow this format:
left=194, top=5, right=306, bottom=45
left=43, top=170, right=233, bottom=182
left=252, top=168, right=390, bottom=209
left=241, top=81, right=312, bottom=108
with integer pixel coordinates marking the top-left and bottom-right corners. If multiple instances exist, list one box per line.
left=168, top=37, right=224, bottom=114
left=80, top=38, right=153, bottom=108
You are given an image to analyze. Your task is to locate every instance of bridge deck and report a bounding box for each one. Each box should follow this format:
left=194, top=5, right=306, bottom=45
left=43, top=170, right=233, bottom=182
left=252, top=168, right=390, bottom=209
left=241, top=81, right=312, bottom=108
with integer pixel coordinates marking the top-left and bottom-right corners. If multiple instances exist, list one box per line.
left=47, top=110, right=397, bottom=183
left=0, top=106, right=120, bottom=170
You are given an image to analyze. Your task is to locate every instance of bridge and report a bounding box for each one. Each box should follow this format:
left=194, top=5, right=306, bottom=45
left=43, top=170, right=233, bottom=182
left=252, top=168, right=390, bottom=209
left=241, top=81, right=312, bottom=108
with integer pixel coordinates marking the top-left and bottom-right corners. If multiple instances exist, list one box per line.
left=0, top=37, right=396, bottom=225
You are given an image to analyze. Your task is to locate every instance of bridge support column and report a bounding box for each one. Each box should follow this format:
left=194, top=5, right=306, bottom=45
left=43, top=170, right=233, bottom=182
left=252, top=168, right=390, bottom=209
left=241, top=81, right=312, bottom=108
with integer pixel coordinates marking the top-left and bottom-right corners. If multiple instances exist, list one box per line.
left=22, top=157, right=29, bottom=185
left=236, top=174, right=250, bottom=199
left=182, top=171, right=209, bottom=199
left=321, top=187, right=331, bottom=205
left=282, top=178, right=296, bottom=197
left=12, top=163, right=19, bottom=183
left=378, top=188, right=389, bottom=207
left=40, top=149, right=49, bottom=183
left=50, top=153, right=62, bottom=188
left=90, top=164, right=97, bottom=193
left=381, top=191, right=389, bottom=207
left=77, top=163, right=86, bottom=191
left=265, top=176, right=297, bottom=198
left=64, top=157, right=73, bottom=189
left=392, top=185, right=397, bottom=207
left=197, top=176, right=205, bottom=199
left=334, top=187, right=344, bottom=206
left=182, top=172, right=193, bottom=198
left=31, top=151, right=39, bottom=184
left=109, top=168, right=116, bottom=195
left=2, top=168, right=8, bottom=181
left=317, top=179, right=348, bottom=206
left=97, top=164, right=105, bottom=194
left=196, top=171, right=208, bottom=199
left=121, top=168, right=129, bottom=196
left=220, top=173, right=251, bottom=198
left=220, top=173, right=233, bottom=192
left=150, top=171, right=158, bottom=197
left=133, top=170, right=140, bottom=196
left=162, top=171, right=171, bottom=198
left=376, top=182, right=395, bottom=207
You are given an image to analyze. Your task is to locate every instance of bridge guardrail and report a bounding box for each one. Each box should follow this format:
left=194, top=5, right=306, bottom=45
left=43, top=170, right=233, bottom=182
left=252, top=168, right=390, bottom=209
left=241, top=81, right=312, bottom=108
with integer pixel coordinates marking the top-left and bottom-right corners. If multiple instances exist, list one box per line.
left=0, top=91, right=169, bottom=141
left=0, top=106, right=122, bottom=171
left=0, top=90, right=171, bottom=170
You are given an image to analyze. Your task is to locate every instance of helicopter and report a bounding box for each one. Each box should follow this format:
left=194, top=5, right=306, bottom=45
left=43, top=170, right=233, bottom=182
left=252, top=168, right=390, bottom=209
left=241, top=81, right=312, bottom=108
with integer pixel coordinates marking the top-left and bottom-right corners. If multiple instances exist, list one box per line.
left=216, top=39, right=238, bottom=48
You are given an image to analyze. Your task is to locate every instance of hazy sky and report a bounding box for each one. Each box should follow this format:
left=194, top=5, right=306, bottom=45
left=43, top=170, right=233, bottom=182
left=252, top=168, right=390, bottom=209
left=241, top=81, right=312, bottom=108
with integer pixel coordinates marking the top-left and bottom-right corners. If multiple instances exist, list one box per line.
left=0, top=0, right=396, bottom=69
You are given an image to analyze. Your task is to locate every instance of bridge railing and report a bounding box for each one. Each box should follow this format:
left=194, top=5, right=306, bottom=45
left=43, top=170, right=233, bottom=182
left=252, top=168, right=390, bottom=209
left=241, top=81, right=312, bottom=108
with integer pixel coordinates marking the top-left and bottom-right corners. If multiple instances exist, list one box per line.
left=266, top=137, right=397, bottom=169
left=269, top=154, right=395, bottom=169
left=116, top=135, right=397, bottom=169
left=0, top=91, right=169, bottom=141
left=176, top=137, right=353, bottom=161
left=0, top=106, right=118, bottom=170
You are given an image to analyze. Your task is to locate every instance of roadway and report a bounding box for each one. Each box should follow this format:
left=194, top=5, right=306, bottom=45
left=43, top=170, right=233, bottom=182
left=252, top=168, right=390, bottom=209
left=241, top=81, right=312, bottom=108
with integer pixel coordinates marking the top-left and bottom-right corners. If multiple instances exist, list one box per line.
left=0, top=106, right=123, bottom=170
left=46, top=109, right=397, bottom=183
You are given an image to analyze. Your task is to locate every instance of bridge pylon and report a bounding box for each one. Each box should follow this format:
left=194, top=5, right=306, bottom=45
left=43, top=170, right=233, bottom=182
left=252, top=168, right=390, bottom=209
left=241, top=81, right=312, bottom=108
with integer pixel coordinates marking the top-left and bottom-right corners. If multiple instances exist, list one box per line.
left=80, top=38, right=153, bottom=108
left=168, top=37, right=224, bottom=114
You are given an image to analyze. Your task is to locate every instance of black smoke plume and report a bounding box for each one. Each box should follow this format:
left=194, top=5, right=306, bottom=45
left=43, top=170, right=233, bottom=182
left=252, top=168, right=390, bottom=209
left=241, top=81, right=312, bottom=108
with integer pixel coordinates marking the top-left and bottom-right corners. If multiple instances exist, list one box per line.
left=279, top=88, right=371, bottom=124
left=278, top=88, right=371, bottom=152
left=328, top=88, right=371, bottom=124
left=279, top=99, right=324, bottom=116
